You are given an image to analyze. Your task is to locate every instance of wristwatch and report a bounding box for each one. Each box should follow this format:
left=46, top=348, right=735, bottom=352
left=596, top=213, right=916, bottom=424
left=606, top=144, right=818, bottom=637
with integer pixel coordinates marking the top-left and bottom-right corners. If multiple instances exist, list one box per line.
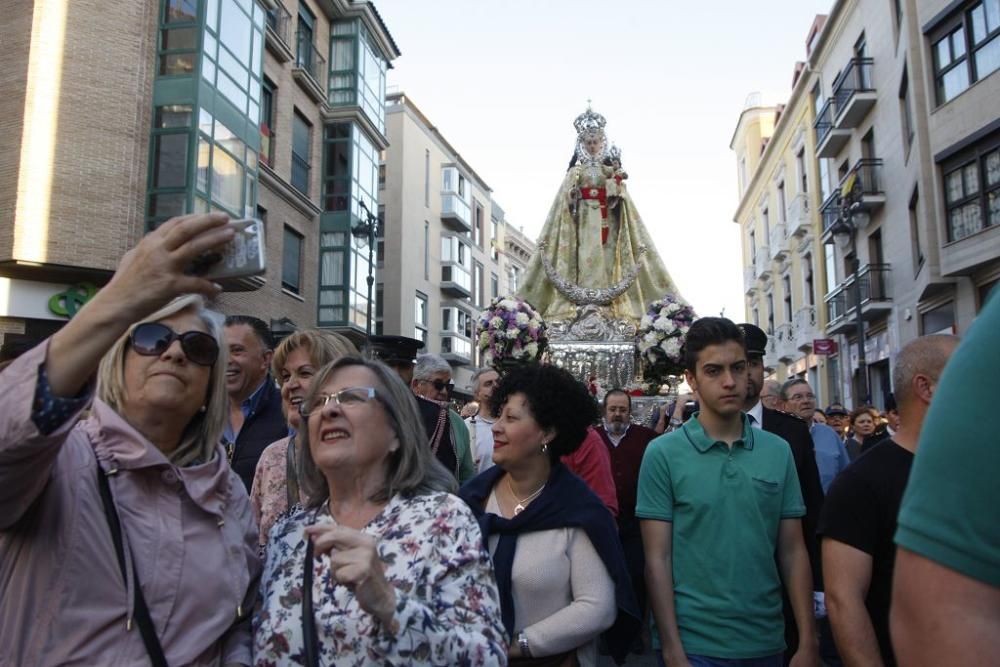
left=668, top=417, right=683, bottom=428
left=517, top=631, right=532, bottom=657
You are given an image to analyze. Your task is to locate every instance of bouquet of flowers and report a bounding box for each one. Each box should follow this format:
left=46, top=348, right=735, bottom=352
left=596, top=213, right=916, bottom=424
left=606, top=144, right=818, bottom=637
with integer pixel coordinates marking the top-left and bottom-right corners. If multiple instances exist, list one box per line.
left=636, top=294, right=697, bottom=390
left=476, top=296, right=548, bottom=369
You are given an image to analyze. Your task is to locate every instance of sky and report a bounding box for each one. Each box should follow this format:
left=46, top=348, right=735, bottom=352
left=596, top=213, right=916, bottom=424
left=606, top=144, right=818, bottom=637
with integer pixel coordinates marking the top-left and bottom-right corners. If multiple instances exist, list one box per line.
left=374, top=0, right=834, bottom=321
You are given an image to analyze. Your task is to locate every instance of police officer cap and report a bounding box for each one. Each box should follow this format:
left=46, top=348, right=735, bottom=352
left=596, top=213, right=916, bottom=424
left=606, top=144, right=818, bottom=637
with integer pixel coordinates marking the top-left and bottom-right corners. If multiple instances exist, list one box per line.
left=365, top=335, right=424, bottom=366
left=737, top=323, right=768, bottom=357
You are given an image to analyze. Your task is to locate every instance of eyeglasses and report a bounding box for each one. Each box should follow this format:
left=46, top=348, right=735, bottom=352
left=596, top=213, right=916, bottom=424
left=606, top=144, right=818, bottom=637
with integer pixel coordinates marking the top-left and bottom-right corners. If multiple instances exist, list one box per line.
left=299, top=387, right=380, bottom=417
left=419, top=378, right=454, bottom=393
left=130, top=322, right=219, bottom=367
left=787, top=393, right=816, bottom=402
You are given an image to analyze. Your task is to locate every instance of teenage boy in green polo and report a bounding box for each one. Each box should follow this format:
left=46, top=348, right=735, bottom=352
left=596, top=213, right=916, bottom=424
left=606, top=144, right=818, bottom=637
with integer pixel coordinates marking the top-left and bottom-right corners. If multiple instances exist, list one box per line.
left=637, top=317, right=817, bottom=667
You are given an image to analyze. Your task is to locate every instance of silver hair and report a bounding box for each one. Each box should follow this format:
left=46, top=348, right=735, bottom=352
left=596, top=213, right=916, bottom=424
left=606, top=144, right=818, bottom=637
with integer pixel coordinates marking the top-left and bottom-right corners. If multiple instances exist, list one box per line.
left=891, top=335, right=960, bottom=407
left=471, top=366, right=498, bottom=393
left=96, top=294, right=228, bottom=467
left=413, top=353, right=452, bottom=381
left=298, top=356, right=456, bottom=506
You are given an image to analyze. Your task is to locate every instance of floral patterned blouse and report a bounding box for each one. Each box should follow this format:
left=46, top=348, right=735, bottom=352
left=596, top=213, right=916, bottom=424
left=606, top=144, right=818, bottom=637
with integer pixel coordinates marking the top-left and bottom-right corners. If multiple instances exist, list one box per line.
left=249, top=436, right=306, bottom=547
left=253, top=491, right=508, bottom=666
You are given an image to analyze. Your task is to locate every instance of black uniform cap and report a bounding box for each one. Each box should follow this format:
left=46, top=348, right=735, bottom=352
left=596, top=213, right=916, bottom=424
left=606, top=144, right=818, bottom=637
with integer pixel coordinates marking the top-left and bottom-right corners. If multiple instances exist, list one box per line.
left=737, top=323, right=768, bottom=357
left=365, top=335, right=425, bottom=366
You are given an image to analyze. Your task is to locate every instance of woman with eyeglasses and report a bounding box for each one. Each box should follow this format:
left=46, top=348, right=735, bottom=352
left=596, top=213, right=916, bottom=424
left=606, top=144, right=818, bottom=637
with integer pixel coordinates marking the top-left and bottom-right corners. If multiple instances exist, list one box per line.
left=0, top=214, right=259, bottom=666
left=460, top=364, right=641, bottom=666
left=253, top=356, right=507, bottom=665
left=249, top=329, right=358, bottom=547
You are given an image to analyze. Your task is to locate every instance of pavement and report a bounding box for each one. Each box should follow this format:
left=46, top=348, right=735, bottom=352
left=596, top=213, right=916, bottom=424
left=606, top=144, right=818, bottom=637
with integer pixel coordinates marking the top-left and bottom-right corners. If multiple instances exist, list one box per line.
left=598, top=650, right=659, bottom=667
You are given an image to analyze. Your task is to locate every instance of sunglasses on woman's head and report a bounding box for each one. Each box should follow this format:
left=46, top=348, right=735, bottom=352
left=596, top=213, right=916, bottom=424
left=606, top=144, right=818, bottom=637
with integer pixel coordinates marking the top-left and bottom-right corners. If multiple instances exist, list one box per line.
left=129, top=322, right=220, bottom=366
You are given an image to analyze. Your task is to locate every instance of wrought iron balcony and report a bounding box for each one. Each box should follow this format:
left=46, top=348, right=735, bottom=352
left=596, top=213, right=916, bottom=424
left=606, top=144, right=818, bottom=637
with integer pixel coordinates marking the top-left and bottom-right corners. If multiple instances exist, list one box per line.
left=264, top=2, right=292, bottom=61
left=832, top=58, right=876, bottom=130
left=824, top=264, right=892, bottom=334
left=820, top=191, right=842, bottom=236
left=293, top=30, right=327, bottom=103
left=821, top=160, right=885, bottom=241
left=814, top=97, right=850, bottom=158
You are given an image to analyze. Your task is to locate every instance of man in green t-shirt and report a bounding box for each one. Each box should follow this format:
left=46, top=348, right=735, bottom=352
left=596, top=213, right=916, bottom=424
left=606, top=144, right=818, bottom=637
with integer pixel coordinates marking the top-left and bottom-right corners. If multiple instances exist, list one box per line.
left=637, top=317, right=817, bottom=667
left=892, top=290, right=1000, bottom=665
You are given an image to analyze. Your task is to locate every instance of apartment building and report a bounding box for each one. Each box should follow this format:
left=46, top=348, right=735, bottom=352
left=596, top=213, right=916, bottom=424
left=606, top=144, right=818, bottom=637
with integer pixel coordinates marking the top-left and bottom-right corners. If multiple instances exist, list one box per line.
left=735, top=0, right=999, bottom=409
left=731, top=32, right=836, bottom=405
left=0, top=0, right=399, bottom=350
left=380, top=92, right=507, bottom=397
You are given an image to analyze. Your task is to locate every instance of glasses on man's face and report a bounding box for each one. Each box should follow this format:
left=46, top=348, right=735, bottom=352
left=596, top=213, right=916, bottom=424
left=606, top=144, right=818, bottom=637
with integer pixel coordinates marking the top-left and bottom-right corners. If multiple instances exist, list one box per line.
left=299, top=387, right=379, bottom=417
left=787, top=393, right=816, bottom=402
left=130, top=322, right=219, bottom=367
left=420, top=378, right=454, bottom=394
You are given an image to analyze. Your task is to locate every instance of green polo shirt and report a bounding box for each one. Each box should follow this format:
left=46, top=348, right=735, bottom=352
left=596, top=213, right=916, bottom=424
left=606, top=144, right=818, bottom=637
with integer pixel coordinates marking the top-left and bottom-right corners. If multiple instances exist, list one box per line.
left=636, top=413, right=805, bottom=659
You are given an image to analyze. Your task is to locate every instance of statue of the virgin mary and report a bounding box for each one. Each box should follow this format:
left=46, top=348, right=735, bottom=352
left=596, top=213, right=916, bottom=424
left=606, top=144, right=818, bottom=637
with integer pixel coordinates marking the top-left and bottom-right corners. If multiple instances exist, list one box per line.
left=518, top=107, right=686, bottom=325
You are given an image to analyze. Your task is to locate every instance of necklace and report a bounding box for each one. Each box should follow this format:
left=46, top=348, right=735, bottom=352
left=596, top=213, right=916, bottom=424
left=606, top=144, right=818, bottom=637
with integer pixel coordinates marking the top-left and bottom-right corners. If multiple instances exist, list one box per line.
left=506, top=476, right=545, bottom=516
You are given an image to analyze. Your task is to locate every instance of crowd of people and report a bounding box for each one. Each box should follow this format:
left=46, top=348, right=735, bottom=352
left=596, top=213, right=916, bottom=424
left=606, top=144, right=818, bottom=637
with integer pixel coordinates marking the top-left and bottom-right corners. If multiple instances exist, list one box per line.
left=0, top=213, right=997, bottom=667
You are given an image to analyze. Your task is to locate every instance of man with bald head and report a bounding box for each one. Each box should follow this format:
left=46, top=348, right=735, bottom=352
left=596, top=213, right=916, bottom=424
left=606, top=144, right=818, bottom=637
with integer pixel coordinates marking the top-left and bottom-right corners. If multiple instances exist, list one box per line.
left=819, top=335, right=959, bottom=666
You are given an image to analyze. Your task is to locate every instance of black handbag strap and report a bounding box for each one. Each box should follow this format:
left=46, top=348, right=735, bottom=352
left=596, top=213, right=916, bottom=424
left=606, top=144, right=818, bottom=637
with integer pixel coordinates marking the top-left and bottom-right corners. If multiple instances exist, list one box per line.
left=302, top=538, right=320, bottom=667
left=96, top=459, right=170, bottom=667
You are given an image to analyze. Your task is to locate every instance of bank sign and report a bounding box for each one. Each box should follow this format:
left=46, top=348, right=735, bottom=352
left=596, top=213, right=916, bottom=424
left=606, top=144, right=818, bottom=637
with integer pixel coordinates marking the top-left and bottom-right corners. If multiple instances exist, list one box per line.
left=0, top=278, right=100, bottom=321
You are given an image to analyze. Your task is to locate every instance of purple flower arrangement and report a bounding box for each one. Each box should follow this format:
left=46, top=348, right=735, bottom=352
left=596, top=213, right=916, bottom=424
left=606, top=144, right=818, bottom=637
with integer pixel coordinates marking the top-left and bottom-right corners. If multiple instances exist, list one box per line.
left=637, top=294, right=697, bottom=385
left=476, top=296, right=548, bottom=368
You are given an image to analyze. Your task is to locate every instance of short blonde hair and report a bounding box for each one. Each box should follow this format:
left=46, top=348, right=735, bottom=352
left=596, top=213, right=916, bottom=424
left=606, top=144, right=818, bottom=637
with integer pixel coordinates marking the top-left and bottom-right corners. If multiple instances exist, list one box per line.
left=96, top=295, right=228, bottom=467
left=271, top=329, right=358, bottom=383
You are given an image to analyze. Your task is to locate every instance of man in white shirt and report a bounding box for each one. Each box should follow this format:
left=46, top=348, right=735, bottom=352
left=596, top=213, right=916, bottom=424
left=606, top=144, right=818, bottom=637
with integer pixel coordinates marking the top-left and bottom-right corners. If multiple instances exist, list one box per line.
left=465, top=367, right=500, bottom=473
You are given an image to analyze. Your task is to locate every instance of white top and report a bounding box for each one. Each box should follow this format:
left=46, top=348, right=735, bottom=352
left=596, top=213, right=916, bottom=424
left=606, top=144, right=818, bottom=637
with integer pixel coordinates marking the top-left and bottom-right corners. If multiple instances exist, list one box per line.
left=485, top=492, right=616, bottom=666
left=466, top=415, right=497, bottom=473
left=747, top=400, right=764, bottom=428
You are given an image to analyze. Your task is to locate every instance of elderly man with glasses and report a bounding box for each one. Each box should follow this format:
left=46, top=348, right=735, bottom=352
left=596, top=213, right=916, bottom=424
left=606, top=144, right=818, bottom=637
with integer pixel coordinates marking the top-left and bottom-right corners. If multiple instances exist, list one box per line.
left=410, top=353, right=474, bottom=484
left=780, top=379, right=850, bottom=494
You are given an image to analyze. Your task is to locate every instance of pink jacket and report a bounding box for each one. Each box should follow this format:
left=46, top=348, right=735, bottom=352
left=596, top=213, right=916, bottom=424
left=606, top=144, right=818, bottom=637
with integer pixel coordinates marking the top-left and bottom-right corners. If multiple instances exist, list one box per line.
left=0, top=342, right=260, bottom=666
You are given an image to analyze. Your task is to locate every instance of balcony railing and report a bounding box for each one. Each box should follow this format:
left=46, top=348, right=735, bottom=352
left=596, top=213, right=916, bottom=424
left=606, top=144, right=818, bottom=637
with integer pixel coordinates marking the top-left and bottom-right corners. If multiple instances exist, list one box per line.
left=794, top=304, right=817, bottom=340
left=788, top=192, right=810, bottom=237
left=769, top=221, right=788, bottom=260
left=294, top=30, right=326, bottom=101
left=774, top=322, right=796, bottom=361
left=813, top=98, right=835, bottom=149
left=855, top=263, right=891, bottom=304
left=441, top=192, right=472, bottom=231
left=824, top=264, right=892, bottom=330
left=842, top=158, right=884, bottom=208
left=265, top=2, right=291, bottom=52
left=823, top=160, right=886, bottom=238
left=754, top=247, right=771, bottom=279
left=441, top=264, right=472, bottom=298
left=744, top=265, right=757, bottom=295
left=832, top=58, right=875, bottom=128
left=820, top=191, right=841, bottom=235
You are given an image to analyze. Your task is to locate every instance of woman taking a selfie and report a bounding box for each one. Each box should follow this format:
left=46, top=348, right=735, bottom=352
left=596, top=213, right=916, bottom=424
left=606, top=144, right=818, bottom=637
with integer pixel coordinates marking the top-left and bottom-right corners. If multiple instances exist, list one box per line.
left=0, top=214, right=260, bottom=666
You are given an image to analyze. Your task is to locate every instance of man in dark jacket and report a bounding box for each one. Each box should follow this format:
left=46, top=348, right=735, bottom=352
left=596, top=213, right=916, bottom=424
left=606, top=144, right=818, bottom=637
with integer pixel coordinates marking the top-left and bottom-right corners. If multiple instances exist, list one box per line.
left=223, top=315, right=288, bottom=492
left=739, top=323, right=826, bottom=664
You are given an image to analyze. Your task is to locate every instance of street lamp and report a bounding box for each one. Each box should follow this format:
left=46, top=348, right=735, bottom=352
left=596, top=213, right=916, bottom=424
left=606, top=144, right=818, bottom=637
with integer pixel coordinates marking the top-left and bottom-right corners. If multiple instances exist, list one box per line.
left=827, top=194, right=871, bottom=405
left=352, top=200, right=380, bottom=337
